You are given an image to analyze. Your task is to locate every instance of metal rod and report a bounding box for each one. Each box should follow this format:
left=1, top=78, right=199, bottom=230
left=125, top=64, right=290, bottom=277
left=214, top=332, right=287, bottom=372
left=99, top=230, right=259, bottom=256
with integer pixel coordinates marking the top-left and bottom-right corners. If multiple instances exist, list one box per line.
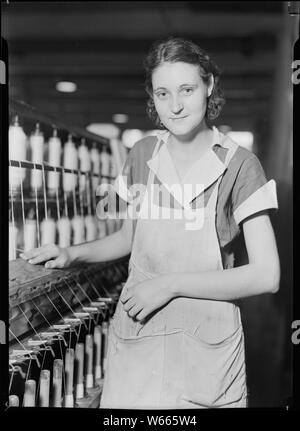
left=9, top=159, right=112, bottom=179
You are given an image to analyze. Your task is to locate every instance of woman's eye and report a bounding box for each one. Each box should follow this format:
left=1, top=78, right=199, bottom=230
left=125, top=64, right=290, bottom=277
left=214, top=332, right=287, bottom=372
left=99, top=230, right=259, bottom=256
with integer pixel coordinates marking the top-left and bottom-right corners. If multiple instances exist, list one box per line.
left=182, top=88, right=193, bottom=95
left=156, top=92, right=167, bottom=99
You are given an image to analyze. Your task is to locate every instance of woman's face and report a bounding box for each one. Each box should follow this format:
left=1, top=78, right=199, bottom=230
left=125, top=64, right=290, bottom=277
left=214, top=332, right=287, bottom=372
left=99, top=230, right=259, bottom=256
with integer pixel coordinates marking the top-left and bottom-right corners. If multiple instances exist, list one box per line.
left=152, top=61, right=213, bottom=136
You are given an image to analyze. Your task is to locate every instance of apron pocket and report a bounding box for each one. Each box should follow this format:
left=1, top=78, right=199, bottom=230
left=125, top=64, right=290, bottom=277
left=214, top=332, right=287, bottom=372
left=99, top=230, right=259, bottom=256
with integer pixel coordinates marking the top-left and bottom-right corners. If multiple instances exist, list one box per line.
left=181, top=327, right=247, bottom=408
left=100, top=327, right=165, bottom=409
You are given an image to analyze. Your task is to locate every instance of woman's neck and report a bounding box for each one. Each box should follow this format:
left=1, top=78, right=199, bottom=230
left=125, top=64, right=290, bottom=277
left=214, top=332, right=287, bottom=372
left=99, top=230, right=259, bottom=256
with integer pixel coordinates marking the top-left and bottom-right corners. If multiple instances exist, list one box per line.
left=167, top=123, right=214, bottom=159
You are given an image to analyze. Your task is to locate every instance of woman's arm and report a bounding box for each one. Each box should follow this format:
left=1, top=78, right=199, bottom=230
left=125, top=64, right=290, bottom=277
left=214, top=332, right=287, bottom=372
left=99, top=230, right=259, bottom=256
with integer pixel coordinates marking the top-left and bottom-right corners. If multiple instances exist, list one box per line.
left=69, top=216, right=133, bottom=264
left=20, top=216, right=133, bottom=268
left=121, top=212, right=280, bottom=321
left=169, top=211, right=280, bottom=301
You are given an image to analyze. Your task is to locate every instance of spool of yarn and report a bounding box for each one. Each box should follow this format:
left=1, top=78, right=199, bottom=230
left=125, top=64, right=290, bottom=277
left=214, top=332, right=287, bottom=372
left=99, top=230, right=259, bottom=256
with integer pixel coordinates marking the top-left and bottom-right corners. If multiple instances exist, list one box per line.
left=9, top=221, right=18, bottom=261
left=110, top=154, right=117, bottom=182
left=39, top=369, right=50, bottom=407
left=94, top=325, right=102, bottom=381
left=9, top=395, right=19, bottom=407
left=100, top=145, right=110, bottom=179
left=41, top=212, right=56, bottom=245
left=47, top=128, right=61, bottom=194
left=71, top=215, right=85, bottom=245
left=57, top=216, right=71, bottom=247
left=110, top=138, right=125, bottom=176
left=63, top=134, right=78, bottom=193
left=64, top=348, right=74, bottom=407
left=30, top=123, right=44, bottom=190
left=23, top=379, right=36, bottom=407
left=85, top=334, right=94, bottom=390
left=74, top=343, right=84, bottom=400
left=97, top=220, right=107, bottom=239
left=24, top=208, right=37, bottom=251
left=9, top=115, right=27, bottom=190
left=52, top=359, right=63, bottom=407
left=85, top=215, right=97, bottom=242
left=78, top=138, right=91, bottom=191
left=90, top=143, right=101, bottom=193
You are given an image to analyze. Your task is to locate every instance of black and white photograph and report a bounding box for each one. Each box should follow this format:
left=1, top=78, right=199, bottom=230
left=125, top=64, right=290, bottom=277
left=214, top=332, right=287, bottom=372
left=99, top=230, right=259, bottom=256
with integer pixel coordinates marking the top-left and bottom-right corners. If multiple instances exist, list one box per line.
left=0, top=0, right=297, bottom=417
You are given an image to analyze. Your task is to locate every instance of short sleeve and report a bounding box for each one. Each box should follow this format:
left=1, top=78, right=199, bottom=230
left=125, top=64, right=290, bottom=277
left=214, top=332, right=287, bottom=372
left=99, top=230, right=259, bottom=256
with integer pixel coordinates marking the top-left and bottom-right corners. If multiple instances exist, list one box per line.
left=232, top=154, right=278, bottom=225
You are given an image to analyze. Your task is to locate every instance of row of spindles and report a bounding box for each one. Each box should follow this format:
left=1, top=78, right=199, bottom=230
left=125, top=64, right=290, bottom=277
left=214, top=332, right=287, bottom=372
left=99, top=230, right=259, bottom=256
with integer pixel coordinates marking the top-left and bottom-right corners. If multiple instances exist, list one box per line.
left=9, top=116, right=114, bottom=193
left=9, top=208, right=122, bottom=261
left=9, top=292, right=116, bottom=408
left=9, top=116, right=123, bottom=261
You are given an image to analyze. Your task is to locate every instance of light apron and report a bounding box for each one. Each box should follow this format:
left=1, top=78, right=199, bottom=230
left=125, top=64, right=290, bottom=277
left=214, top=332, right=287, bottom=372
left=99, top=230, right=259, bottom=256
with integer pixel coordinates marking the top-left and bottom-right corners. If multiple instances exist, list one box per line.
left=100, top=136, right=248, bottom=409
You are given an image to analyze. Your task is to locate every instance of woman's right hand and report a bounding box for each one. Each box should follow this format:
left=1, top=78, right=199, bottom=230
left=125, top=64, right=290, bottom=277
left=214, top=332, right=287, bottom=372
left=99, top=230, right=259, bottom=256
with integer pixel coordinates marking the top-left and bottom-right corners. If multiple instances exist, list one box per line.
left=20, top=244, right=72, bottom=269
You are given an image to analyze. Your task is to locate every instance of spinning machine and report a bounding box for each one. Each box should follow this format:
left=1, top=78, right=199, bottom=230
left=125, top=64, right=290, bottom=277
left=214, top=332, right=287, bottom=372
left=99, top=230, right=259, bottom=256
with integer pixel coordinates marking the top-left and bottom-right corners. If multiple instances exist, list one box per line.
left=8, top=99, right=129, bottom=408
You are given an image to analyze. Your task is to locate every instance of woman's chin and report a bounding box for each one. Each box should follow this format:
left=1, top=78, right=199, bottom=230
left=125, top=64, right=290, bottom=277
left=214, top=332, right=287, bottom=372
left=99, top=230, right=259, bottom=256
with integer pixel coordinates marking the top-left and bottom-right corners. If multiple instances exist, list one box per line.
left=168, top=124, right=202, bottom=141
left=165, top=119, right=207, bottom=138
left=167, top=124, right=192, bottom=136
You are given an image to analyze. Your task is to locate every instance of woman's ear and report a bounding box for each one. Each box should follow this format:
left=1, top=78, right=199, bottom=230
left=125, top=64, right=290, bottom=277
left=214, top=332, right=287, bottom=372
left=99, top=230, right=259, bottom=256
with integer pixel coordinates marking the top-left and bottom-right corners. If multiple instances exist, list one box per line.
left=207, top=74, right=214, bottom=97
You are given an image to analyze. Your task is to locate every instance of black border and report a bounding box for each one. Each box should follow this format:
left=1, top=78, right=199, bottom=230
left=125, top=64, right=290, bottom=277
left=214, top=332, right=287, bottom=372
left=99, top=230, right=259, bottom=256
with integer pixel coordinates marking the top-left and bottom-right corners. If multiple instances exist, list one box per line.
left=0, top=0, right=299, bottom=424
left=0, top=34, right=9, bottom=413
left=292, top=15, right=299, bottom=411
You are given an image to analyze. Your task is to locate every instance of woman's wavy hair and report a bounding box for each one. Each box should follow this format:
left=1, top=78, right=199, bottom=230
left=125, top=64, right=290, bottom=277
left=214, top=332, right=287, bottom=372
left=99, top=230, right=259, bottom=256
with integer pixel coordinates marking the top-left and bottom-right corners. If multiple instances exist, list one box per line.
left=143, top=37, right=225, bottom=129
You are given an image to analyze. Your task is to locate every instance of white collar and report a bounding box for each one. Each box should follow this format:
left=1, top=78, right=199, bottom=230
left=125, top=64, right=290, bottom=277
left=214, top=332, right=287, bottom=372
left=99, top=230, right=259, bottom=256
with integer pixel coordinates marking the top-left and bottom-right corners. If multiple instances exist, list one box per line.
left=152, top=126, right=224, bottom=147
left=147, top=126, right=227, bottom=207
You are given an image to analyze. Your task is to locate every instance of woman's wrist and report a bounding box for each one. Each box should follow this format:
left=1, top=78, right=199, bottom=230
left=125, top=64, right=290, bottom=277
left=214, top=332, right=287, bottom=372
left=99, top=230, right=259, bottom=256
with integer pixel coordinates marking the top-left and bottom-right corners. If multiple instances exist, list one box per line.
left=65, top=246, right=79, bottom=265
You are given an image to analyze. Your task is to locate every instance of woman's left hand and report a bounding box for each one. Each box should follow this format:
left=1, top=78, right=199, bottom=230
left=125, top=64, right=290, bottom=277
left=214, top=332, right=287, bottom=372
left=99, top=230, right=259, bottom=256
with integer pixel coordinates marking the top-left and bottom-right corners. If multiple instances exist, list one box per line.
left=120, top=274, right=175, bottom=322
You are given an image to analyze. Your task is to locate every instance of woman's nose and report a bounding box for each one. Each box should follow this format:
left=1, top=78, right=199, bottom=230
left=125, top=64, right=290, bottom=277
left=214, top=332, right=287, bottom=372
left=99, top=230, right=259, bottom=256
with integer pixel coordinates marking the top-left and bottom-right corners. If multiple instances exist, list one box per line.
left=170, top=96, right=183, bottom=114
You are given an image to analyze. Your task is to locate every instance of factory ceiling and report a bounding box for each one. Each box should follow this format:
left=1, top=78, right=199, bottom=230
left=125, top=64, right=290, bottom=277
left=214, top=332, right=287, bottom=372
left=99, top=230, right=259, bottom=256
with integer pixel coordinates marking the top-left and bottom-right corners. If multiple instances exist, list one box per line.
left=2, top=1, right=285, bottom=133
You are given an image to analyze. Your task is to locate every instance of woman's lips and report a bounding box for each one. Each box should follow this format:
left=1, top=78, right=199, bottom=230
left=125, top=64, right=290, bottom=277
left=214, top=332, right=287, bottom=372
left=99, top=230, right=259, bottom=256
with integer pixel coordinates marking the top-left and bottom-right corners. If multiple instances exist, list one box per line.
left=170, top=116, right=188, bottom=121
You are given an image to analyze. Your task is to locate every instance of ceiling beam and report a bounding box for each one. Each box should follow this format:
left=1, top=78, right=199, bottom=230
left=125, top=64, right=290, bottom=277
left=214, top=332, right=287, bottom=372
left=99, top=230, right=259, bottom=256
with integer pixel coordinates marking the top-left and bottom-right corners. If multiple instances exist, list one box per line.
left=2, top=10, right=284, bottom=40
left=7, top=50, right=278, bottom=76
left=5, top=34, right=276, bottom=55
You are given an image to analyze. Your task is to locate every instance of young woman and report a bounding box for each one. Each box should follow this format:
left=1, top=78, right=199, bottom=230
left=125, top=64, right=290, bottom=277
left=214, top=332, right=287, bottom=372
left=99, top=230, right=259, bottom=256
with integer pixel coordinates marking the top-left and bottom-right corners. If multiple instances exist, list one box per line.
left=21, top=37, right=280, bottom=409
